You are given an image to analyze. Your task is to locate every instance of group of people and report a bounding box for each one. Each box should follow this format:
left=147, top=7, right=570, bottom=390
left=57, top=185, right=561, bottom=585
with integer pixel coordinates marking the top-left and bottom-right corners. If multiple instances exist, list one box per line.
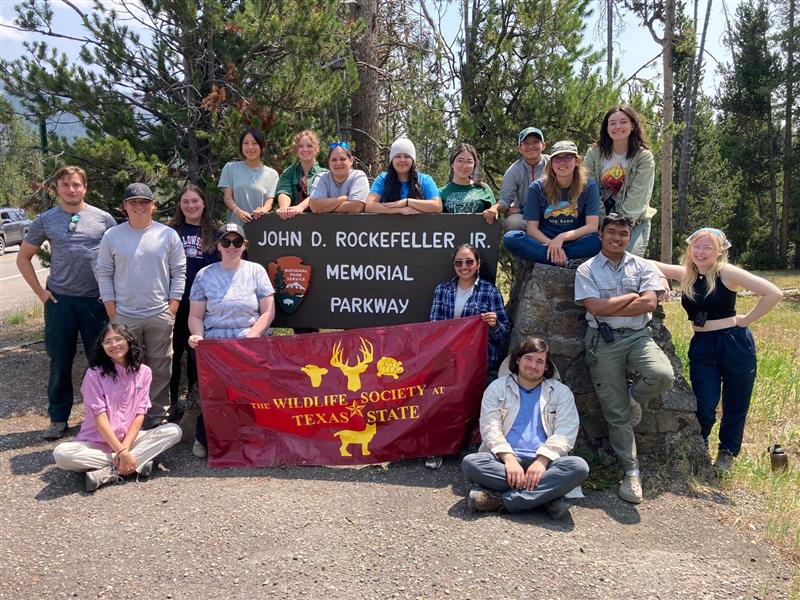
left=16, top=106, right=782, bottom=520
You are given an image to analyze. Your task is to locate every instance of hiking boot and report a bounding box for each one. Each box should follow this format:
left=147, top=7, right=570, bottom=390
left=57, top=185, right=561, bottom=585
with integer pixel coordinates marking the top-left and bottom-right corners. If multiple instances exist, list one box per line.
left=627, top=380, right=642, bottom=428
left=43, top=421, right=68, bottom=440
left=618, top=473, right=643, bottom=504
left=544, top=497, right=571, bottom=520
left=84, top=465, right=123, bottom=493
left=467, top=487, right=504, bottom=512
left=713, top=451, right=734, bottom=475
left=192, top=439, right=207, bottom=458
left=425, top=456, right=443, bottom=470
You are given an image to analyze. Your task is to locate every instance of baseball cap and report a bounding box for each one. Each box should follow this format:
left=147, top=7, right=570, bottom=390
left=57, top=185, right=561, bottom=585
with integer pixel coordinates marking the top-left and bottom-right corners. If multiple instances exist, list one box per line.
left=123, top=182, right=153, bottom=202
left=216, top=222, right=247, bottom=241
left=518, top=127, right=544, bottom=145
left=549, top=140, right=579, bottom=157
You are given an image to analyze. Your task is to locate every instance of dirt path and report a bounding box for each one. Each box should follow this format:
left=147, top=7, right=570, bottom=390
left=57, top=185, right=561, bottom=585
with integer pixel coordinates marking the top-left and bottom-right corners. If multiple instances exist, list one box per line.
left=1, top=343, right=797, bottom=599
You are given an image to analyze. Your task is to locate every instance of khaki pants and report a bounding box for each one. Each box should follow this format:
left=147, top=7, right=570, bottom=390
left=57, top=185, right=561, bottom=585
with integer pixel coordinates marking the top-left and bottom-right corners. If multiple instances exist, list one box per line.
left=584, top=326, right=674, bottom=471
left=115, top=309, right=176, bottom=423
left=53, top=424, right=182, bottom=473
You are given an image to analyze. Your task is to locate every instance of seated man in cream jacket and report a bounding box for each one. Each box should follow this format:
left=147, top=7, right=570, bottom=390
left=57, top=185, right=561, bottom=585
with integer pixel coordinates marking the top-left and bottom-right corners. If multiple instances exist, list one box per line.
left=462, top=336, right=589, bottom=518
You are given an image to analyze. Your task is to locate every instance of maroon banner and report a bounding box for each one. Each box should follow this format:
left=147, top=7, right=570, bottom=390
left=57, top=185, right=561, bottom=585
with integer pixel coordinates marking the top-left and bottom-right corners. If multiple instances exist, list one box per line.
left=195, top=317, right=489, bottom=467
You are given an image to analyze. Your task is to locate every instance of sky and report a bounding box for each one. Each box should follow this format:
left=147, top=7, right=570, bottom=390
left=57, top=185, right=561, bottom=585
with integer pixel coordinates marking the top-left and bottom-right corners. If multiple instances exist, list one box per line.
left=0, top=0, right=742, bottom=110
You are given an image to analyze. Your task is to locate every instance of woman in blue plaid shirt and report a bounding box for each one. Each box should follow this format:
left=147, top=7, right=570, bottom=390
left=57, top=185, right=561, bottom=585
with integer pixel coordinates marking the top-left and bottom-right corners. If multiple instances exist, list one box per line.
left=429, top=244, right=510, bottom=373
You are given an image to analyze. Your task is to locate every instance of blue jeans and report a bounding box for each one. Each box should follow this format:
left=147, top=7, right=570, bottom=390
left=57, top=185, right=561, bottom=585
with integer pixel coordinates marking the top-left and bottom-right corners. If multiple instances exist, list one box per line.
left=503, top=230, right=601, bottom=265
left=44, top=293, right=108, bottom=423
left=688, top=327, right=757, bottom=456
left=462, top=452, right=589, bottom=513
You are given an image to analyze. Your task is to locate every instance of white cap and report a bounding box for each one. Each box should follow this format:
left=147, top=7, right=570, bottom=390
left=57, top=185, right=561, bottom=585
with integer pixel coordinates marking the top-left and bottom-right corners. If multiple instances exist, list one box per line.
left=389, top=137, right=416, bottom=163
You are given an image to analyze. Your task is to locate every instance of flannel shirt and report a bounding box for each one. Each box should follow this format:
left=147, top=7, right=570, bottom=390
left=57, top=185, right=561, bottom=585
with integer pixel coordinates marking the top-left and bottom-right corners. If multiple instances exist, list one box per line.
left=429, top=276, right=510, bottom=370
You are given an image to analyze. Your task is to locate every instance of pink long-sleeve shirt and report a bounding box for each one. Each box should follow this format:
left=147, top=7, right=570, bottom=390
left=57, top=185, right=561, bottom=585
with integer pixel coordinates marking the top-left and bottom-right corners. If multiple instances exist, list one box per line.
left=75, top=364, right=152, bottom=452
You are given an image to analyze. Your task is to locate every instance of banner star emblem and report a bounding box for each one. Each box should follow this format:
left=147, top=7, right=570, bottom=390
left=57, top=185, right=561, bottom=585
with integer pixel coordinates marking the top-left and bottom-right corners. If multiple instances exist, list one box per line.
left=347, top=400, right=365, bottom=418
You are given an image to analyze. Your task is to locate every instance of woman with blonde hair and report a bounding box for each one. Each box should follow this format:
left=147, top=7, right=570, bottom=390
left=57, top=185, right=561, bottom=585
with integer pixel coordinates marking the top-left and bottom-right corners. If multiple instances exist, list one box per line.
left=275, top=130, right=326, bottom=220
left=652, top=228, right=782, bottom=473
left=503, top=140, right=600, bottom=266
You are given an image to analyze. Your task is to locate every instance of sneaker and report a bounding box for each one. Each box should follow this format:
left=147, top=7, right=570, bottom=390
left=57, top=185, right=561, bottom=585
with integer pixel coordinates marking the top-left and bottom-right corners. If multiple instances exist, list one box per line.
left=618, top=473, right=643, bottom=504
left=43, top=421, right=68, bottom=440
left=713, top=451, right=734, bottom=475
left=544, top=497, right=571, bottom=519
left=627, top=380, right=642, bottom=428
left=138, top=460, right=153, bottom=478
left=192, top=439, right=207, bottom=458
left=425, top=456, right=443, bottom=470
left=84, top=465, right=123, bottom=493
left=467, top=487, right=504, bottom=512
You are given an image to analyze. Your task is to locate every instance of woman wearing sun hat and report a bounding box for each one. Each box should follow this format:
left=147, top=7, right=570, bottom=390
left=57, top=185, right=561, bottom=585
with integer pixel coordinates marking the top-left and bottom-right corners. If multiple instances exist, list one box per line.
left=503, top=140, right=601, bottom=267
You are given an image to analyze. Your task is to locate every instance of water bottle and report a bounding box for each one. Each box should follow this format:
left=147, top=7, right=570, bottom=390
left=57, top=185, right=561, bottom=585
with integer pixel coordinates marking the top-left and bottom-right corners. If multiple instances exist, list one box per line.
left=768, top=444, right=789, bottom=472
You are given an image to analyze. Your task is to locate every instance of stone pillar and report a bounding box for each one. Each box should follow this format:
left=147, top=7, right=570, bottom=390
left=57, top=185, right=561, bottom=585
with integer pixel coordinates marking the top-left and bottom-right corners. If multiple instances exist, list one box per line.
left=508, top=263, right=704, bottom=462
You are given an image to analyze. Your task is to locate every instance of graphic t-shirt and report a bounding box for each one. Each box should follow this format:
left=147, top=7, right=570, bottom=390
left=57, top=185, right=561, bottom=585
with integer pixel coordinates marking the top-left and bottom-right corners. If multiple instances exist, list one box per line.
left=524, top=179, right=600, bottom=238
left=440, top=182, right=496, bottom=213
left=175, top=223, right=221, bottom=303
left=599, top=153, right=628, bottom=196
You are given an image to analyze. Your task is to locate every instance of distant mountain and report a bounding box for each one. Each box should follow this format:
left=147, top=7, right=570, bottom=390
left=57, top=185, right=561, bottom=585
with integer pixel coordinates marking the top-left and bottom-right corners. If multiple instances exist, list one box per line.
left=2, top=91, right=86, bottom=141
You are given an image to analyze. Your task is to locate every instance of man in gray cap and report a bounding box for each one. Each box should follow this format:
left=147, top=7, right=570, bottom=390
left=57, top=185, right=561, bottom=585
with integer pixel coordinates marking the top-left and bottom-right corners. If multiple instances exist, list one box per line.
left=484, top=127, right=549, bottom=233
left=96, top=183, right=186, bottom=427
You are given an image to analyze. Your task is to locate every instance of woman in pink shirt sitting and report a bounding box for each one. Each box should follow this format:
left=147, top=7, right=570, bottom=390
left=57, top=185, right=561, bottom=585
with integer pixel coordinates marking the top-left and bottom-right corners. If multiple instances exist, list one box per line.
left=52, top=323, right=182, bottom=492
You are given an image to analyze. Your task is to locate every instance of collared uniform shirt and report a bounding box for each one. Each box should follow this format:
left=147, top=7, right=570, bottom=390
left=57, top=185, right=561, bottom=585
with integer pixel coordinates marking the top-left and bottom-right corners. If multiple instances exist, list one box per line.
left=574, top=251, right=664, bottom=330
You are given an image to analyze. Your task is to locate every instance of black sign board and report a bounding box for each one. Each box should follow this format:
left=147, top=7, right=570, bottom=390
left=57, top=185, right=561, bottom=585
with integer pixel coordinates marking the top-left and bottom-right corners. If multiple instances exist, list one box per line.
left=244, top=214, right=501, bottom=329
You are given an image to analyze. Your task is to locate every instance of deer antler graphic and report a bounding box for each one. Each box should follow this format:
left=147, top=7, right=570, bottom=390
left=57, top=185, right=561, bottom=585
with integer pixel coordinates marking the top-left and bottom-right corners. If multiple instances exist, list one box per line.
left=330, top=337, right=374, bottom=392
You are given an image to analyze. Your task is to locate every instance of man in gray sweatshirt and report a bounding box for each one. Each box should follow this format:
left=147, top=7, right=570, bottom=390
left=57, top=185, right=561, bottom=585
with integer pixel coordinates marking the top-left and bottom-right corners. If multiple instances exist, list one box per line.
left=484, top=127, right=550, bottom=233
left=96, top=183, right=186, bottom=427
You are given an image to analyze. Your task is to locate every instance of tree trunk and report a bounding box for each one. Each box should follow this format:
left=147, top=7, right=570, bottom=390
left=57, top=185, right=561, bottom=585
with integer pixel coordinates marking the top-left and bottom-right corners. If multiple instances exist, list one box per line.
left=782, top=0, right=795, bottom=259
left=677, top=0, right=712, bottom=234
left=349, top=0, right=381, bottom=177
left=607, top=0, right=613, bottom=80
left=661, top=0, right=675, bottom=262
left=767, top=107, right=779, bottom=256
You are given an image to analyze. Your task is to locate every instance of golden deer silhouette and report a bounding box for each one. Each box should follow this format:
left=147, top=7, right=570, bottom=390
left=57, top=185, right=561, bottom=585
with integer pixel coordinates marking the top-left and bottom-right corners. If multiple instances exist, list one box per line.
left=330, top=337, right=374, bottom=392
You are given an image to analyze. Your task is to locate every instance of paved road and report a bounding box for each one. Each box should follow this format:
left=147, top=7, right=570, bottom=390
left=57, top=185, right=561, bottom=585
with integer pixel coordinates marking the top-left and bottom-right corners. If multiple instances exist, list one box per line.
left=0, top=248, right=49, bottom=319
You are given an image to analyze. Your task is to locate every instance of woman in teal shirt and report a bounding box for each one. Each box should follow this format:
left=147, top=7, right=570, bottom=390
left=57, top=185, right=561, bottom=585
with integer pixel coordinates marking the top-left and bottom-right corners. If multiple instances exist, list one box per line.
left=275, top=129, right=327, bottom=220
left=439, top=142, right=496, bottom=215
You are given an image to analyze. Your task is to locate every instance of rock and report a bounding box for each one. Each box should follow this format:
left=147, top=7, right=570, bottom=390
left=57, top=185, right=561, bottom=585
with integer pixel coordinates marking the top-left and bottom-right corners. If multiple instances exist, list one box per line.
left=507, top=263, right=705, bottom=465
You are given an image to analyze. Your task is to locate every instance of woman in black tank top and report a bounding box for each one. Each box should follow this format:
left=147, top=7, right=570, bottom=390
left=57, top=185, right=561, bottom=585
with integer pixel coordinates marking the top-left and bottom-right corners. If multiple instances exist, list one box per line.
left=651, top=228, right=782, bottom=474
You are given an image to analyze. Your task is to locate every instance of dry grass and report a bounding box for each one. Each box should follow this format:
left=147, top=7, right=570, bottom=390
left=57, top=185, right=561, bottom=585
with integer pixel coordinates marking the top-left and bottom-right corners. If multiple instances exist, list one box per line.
left=663, top=294, right=800, bottom=557
left=0, top=303, right=44, bottom=348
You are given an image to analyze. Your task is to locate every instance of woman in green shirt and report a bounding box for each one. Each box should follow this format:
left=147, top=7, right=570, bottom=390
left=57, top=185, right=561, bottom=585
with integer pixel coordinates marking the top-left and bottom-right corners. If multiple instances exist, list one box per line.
left=275, top=129, right=326, bottom=220
left=439, top=142, right=496, bottom=217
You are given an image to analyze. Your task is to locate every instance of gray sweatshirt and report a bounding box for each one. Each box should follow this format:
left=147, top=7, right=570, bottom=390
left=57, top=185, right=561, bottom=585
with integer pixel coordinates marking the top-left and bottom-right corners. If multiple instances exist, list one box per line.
left=96, top=221, right=186, bottom=318
left=498, top=155, right=550, bottom=211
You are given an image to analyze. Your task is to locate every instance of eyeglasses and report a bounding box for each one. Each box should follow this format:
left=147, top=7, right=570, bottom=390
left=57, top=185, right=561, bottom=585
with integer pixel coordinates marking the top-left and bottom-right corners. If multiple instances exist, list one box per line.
left=329, top=141, right=351, bottom=151
left=453, top=259, right=476, bottom=267
left=219, top=237, right=245, bottom=248
left=454, top=158, right=475, bottom=166
left=68, top=214, right=80, bottom=232
left=551, top=154, right=576, bottom=163
left=101, top=336, right=126, bottom=347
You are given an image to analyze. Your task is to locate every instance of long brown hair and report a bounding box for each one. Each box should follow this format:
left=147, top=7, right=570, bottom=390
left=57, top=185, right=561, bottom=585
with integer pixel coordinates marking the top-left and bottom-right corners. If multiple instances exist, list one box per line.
left=168, top=184, right=217, bottom=255
left=596, top=105, right=650, bottom=159
left=542, top=151, right=587, bottom=206
left=447, top=142, right=482, bottom=185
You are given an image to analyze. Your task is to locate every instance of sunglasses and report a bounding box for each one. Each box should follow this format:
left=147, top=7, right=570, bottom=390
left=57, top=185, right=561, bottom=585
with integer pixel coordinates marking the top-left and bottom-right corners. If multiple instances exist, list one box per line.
left=328, top=141, right=351, bottom=151
left=68, top=214, right=80, bottom=232
left=219, top=237, right=244, bottom=248
left=453, top=258, right=476, bottom=267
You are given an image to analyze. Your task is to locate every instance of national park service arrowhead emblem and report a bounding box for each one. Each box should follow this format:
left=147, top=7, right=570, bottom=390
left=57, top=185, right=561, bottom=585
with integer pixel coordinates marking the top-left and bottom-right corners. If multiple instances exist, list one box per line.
left=268, top=256, right=312, bottom=314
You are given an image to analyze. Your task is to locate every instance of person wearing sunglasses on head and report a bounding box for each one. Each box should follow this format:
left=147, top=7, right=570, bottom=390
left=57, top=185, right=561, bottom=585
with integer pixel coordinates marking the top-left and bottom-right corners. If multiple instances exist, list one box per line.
left=308, top=142, right=368, bottom=213
left=219, top=127, right=279, bottom=227
left=503, top=140, right=601, bottom=268
left=650, top=228, right=782, bottom=474
left=275, top=130, right=327, bottom=220
left=426, top=243, right=509, bottom=470
left=17, top=166, right=117, bottom=440
left=365, top=137, right=442, bottom=214
left=187, top=223, right=276, bottom=458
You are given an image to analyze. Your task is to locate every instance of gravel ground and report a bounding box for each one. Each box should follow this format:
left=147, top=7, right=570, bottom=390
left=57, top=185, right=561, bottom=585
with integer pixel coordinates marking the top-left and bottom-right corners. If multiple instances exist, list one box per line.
left=1, top=343, right=797, bottom=599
